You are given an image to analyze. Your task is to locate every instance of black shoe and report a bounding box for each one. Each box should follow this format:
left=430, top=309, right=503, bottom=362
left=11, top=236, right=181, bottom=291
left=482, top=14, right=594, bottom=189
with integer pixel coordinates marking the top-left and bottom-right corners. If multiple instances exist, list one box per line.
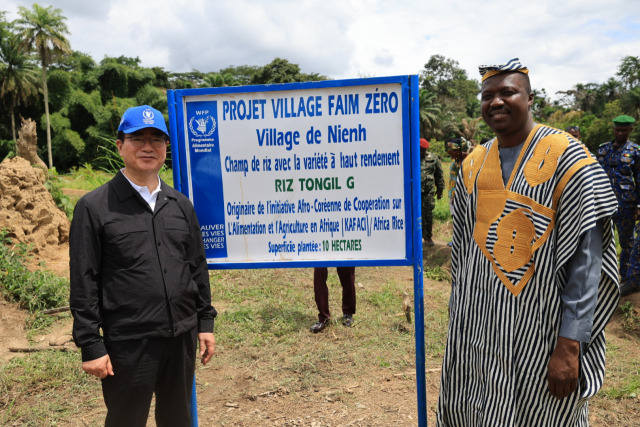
left=310, top=319, right=329, bottom=333
left=343, top=314, right=353, bottom=327
left=620, top=281, right=640, bottom=296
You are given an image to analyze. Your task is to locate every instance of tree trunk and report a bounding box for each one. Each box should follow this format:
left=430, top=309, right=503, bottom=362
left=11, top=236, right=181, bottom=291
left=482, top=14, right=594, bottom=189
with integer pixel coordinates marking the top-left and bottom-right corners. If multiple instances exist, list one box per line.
left=10, top=101, right=16, bottom=145
left=41, top=64, right=53, bottom=169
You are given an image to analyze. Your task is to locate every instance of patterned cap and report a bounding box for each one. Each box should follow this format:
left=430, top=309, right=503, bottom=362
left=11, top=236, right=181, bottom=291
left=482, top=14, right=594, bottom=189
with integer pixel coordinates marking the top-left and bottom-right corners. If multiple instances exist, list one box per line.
left=612, top=115, right=635, bottom=125
left=446, top=137, right=469, bottom=152
left=479, top=58, right=529, bottom=82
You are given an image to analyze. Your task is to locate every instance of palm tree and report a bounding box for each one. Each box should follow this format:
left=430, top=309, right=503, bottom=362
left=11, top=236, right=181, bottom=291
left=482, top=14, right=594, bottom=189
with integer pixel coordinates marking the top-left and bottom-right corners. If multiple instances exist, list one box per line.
left=0, top=33, right=40, bottom=144
left=599, top=78, right=623, bottom=103
left=15, top=4, right=71, bottom=169
left=204, top=72, right=239, bottom=87
left=460, top=117, right=482, bottom=144
left=574, top=83, right=598, bottom=113
left=621, top=87, right=640, bottom=121
left=418, top=89, right=441, bottom=139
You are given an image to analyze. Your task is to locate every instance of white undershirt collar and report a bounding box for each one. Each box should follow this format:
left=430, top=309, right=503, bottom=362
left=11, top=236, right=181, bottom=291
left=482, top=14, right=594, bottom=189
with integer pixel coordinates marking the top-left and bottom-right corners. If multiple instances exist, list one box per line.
left=120, top=169, right=162, bottom=211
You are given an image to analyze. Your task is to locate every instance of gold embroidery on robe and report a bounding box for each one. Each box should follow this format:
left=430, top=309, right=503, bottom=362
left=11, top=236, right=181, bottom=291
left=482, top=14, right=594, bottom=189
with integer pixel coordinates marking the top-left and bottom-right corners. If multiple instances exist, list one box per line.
left=524, top=134, right=569, bottom=187
left=468, top=126, right=591, bottom=296
left=462, top=146, right=487, bottom=194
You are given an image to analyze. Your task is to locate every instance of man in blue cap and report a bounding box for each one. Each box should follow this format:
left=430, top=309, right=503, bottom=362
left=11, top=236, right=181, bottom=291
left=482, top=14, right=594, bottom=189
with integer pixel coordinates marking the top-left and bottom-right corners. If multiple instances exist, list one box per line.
left=597, top=115, right=640, bottom=296
left=70, top=105, right=217, bottom=426
left=437, top=59, right=619, bottom=426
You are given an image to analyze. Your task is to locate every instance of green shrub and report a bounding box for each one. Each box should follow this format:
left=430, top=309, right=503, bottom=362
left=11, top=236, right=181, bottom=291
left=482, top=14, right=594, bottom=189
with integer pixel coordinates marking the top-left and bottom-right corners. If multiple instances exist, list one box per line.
left=45, top=171, right=74, bottom=220
left=0, top=230, right=69, bottom=313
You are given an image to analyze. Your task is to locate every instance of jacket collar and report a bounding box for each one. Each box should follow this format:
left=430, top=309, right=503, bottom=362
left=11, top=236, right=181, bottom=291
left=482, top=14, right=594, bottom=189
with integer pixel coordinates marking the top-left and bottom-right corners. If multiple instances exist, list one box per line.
left=111, top=171, right=179, bottom=209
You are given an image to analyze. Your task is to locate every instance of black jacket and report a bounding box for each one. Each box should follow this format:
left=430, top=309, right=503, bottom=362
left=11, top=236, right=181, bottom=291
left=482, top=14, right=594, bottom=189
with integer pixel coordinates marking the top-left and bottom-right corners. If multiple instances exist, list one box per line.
left=70, top=172, right=217, bottom=361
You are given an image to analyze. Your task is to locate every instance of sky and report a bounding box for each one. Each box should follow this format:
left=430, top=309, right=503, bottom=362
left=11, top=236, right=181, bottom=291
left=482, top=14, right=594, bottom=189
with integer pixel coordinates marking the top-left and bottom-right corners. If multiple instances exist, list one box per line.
left=2, top=0, right=639, bottom=100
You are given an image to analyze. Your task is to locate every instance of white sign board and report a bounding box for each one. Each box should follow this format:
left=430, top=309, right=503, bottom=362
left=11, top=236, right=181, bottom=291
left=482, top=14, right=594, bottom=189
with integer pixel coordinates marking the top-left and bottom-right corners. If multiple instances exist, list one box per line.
left=168, top=76, right=416, bottom=268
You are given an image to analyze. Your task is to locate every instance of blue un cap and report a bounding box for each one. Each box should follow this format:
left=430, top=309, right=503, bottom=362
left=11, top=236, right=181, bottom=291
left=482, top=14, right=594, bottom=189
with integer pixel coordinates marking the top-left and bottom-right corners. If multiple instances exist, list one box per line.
left=118, top=105, right=169, bottom=137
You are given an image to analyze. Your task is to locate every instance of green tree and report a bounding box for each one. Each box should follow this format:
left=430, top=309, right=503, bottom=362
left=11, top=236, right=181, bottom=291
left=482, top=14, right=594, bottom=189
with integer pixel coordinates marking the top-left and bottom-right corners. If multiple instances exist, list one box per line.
left=0, top=32, right=40, bottom=144
left=418, top=89, right=441, bottom=140
left=621, top=87, right=640, bottom=121
left=419, top=54, right=481, bottom=138
left=420, top=54, right=467, bottom=95
left=420, top=54, right=480, bottom=116
left=582, top=100, right=624, bottom=151
left=204, top=72, right=239, bottom=87
left=151, top=66, right=170, bottom=88
left=219, top=64, right=261, bottom=85
left=598, top=78, right=623, bottom=103
left=16, top=3, right=71, bottom=169
left=251, top=58, right=325, bottom=84
left=54, top=50, right=96, bottom=90
left=94, top=56, right=155, bottom=102
left=617, top=56, right=640, bottom=90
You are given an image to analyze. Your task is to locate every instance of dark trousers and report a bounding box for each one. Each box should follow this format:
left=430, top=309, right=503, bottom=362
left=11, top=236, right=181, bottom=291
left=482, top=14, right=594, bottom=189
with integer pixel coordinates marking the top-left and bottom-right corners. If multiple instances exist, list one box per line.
left=102, top=328, right=197, bottom=427
left=313, top=267, right=356, bottom=322
left=614, top=205, right=635, bottom=279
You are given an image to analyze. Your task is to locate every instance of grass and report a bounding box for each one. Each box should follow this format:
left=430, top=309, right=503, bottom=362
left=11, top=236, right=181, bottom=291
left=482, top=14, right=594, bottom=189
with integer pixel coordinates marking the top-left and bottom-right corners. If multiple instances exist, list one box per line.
left=0, top=230, right=69, bottom=336
left=619, top=301, right=640, bottom=334
left=208, top=265, right=447, bottom=381
left=0, top=351, right=99, bottom=426
left=0, top=260, right=451, bottom=425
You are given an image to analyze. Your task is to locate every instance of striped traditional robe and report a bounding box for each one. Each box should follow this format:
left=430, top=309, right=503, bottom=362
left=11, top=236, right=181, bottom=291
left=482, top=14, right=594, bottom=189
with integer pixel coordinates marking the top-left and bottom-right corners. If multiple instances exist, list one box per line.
left=437, top=124, right=619, bottom=426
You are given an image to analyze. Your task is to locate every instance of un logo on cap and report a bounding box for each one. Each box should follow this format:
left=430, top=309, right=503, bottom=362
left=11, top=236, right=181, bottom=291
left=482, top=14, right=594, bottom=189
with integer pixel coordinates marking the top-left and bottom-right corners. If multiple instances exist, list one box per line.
left=142, top=108, right=155, bottom=124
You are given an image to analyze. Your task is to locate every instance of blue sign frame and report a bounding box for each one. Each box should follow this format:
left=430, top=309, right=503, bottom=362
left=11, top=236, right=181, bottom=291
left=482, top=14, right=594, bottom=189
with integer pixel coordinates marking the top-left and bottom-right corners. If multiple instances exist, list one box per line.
left=169, top=76, right=419, bottom=270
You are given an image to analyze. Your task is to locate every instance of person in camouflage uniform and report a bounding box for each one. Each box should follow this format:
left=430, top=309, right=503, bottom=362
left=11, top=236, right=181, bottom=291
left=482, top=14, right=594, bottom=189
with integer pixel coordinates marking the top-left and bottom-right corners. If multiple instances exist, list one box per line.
left=445, top=137, right=471, bottom=216
left=420, top=138, right=444, bottom=246
left=597, top=114, right=640, bottom=296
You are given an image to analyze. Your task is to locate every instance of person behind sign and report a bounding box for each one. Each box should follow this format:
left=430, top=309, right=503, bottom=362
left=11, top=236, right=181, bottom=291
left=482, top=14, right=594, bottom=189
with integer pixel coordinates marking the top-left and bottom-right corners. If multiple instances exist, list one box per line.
left=420, top=138, right=444, bottom=247
left=565, top=125, right=581, bottom=141
left=69, top=105, right=217, bottom=426
left=445, top=136, right=470, bottom=217
left=310, top=267, right=356, bottom=332
left=437, top=59, right=619, bottom=426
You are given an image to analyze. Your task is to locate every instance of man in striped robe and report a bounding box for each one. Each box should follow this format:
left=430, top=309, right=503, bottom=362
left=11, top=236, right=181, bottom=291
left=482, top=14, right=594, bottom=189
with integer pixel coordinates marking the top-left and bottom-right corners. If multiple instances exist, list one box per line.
left=437, top=59, right=619, bottom=426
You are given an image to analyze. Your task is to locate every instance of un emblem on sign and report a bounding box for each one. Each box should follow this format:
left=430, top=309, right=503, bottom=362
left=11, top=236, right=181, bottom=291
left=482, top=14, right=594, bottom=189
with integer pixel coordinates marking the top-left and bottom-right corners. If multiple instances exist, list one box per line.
left=188, top=116, right=216, bottom=137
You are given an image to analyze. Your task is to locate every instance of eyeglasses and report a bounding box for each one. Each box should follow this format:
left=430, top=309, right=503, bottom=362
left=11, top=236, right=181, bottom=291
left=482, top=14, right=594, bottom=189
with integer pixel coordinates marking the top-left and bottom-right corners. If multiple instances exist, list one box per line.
left=124, top=136, right=168, bottom=148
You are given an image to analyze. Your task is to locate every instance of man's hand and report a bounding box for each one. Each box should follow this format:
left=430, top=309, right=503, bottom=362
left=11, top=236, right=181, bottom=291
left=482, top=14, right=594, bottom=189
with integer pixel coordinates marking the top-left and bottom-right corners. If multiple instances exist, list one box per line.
left=82, top=354, right=114, bottom=379
left=547, top=336, right=580, bottom=399
left=198, top=332, right=216, bottom=365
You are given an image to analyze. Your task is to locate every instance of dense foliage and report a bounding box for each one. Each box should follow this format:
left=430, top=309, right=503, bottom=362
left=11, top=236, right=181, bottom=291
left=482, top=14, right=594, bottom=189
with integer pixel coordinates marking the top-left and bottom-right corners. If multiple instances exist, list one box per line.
left=1, top=5, right=639, bottom=170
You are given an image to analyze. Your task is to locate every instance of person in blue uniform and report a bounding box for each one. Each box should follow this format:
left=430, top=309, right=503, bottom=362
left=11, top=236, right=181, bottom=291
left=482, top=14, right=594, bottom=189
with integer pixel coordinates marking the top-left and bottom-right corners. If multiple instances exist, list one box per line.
left=597, top=115, right=640, bottom=296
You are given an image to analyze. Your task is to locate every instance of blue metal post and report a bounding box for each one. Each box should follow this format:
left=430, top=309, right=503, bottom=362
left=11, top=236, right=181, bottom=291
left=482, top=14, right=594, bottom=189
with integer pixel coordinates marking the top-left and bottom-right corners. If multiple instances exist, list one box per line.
left=410, top=74, right=428, bottom=426
left=191, top=375, right=198, bottom=427
left=167, top=90, right=182, bottom=193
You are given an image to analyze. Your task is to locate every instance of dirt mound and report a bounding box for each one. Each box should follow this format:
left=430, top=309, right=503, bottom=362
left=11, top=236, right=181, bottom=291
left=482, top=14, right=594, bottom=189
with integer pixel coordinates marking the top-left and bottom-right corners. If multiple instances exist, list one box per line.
left=0, top=156, right=70, bottom=271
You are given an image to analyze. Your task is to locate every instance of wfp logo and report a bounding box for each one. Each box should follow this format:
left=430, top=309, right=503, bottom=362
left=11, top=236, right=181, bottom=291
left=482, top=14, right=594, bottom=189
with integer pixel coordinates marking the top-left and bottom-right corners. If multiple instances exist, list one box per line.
left=142, top=108, right=155, bottom=124
left=189, top=116, right=216, bottom=137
